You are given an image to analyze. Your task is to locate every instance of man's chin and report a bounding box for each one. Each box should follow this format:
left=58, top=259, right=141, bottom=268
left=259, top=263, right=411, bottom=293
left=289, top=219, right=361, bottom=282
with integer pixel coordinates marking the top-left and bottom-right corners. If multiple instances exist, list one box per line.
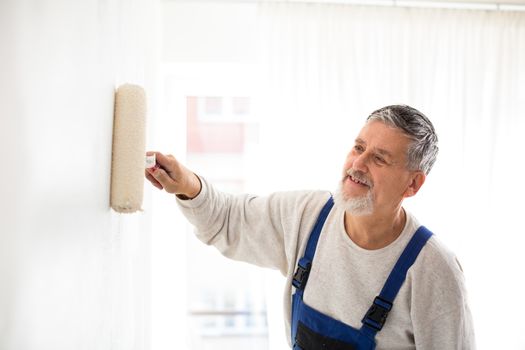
left=333, top=185, right=374, bottom=216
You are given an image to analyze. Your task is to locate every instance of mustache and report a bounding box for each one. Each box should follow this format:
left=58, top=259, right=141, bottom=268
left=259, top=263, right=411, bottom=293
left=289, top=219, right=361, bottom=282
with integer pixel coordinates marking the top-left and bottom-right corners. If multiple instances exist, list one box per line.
left=345, top=168, right=373, bottom=188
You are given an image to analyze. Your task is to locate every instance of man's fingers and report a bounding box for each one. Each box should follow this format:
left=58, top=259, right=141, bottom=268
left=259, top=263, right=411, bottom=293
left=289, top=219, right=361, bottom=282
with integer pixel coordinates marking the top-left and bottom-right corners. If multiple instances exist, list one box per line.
left=145, top=170, right=163, bottom=190
left=145, top=151, right=176, bottom=191
left=145, top=151, right=178, bottom=169
left=147, top=167, right=176, bottom=193
left=145, top=151, right=186, bottom=194
left=155, top=152, right=178, bottom=173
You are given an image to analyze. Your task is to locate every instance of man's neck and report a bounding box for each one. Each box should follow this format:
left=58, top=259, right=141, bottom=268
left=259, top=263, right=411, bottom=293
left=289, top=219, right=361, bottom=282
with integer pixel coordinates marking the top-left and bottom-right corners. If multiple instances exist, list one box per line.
left=344, top=207, right=406, bottom=250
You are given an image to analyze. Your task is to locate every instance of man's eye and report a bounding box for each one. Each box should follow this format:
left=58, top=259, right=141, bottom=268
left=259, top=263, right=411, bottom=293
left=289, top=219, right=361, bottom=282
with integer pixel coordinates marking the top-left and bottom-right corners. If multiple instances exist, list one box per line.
left=374, top=155, right=386, bottom=164
left=354, top=145, right=364, bottom=152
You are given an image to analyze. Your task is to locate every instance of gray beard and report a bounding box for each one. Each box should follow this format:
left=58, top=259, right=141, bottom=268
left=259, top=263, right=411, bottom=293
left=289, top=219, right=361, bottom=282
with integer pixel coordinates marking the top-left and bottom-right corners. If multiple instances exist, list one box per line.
left=333, top=181, right=374, bottom=216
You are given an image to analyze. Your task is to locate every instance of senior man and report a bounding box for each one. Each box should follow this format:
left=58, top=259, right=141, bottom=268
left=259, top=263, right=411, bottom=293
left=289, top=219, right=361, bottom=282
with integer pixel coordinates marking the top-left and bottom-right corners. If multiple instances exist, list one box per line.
left=145, top=105, right=476, bottom=349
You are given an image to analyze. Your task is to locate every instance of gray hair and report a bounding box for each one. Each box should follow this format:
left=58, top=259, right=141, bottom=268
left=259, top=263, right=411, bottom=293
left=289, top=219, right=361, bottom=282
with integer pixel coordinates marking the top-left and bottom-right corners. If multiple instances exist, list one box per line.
left=367, top=105, right=439, bottom=175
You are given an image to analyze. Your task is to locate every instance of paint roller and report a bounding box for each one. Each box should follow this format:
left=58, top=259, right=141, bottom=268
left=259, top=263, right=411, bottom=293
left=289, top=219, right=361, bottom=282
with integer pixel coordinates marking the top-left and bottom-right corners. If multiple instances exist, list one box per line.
left=110, top=83, right=148, bottom=213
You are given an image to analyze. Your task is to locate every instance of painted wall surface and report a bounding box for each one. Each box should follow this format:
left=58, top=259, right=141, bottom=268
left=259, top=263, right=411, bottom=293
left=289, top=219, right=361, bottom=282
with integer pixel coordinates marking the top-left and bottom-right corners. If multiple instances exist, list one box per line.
left=0, top=0, right=158, bottom=349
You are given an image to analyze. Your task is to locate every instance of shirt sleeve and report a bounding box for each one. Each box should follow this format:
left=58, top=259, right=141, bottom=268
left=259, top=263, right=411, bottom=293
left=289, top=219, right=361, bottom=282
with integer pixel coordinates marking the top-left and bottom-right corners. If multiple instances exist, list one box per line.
left=410, top=239, right=477, bottom=349
left=176, top=176, right=330, bottom=276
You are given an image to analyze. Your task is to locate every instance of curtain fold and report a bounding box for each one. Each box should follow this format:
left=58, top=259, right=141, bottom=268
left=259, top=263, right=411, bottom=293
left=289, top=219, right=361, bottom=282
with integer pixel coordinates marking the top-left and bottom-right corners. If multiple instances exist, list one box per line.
left=253, top=4, right=525, bottom=349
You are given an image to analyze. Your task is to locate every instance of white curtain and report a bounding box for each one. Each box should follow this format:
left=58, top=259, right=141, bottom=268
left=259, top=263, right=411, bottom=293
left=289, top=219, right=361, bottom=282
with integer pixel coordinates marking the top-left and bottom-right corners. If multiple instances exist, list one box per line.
left=251, top=3, right=525, bottom=349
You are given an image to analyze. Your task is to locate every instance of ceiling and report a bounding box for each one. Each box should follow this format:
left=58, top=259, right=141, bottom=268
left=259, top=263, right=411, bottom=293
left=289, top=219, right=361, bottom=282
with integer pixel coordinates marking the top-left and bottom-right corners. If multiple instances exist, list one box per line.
left=165, top=0, right=525, bottom=3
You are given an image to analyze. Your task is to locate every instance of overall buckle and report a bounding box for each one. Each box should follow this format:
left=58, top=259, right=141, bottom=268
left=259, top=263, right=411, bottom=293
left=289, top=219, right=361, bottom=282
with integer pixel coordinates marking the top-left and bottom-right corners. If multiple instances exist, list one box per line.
left=292, top=258, right=311, bottom=290
left=362, top=296, right=392, bottom=331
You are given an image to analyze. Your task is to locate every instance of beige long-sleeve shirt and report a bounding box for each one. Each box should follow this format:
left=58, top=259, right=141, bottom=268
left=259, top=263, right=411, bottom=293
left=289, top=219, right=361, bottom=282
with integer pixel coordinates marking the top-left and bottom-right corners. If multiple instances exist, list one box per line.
left=177, top=177, right=476, bottom=349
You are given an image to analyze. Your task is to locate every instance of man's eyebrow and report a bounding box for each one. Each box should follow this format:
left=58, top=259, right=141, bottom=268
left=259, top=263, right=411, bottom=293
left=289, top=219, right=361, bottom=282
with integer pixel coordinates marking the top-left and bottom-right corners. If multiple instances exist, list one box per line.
left=376, top=148, right=393, bottom=159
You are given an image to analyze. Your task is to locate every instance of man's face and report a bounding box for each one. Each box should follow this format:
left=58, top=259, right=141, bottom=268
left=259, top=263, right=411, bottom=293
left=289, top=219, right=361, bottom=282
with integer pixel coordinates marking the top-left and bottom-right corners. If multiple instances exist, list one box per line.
left=337, top=120, right=421, bottom=215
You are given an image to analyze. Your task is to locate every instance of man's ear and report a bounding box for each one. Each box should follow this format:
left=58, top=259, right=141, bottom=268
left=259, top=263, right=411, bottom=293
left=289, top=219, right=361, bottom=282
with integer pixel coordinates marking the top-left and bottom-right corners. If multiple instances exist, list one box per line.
left=404, top=171, right=426, bottom=198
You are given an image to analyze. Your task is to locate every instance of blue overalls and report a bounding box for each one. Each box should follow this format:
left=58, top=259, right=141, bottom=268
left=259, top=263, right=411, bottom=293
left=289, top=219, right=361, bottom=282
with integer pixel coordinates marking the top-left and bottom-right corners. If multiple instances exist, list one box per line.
left=291, top=197, right=433, bottom=349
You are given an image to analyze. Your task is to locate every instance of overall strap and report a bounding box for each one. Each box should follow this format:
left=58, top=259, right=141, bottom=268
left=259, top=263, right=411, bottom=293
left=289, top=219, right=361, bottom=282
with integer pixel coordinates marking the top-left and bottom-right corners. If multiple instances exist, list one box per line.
left=292, top=196, right=334, bottom=296
left=361, top=225, right=433, bottom=338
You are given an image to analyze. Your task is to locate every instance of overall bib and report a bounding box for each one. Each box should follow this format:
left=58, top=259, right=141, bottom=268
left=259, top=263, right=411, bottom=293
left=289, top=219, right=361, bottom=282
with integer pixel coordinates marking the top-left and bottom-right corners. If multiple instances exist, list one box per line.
left=291, top=197, right=433, bottom=349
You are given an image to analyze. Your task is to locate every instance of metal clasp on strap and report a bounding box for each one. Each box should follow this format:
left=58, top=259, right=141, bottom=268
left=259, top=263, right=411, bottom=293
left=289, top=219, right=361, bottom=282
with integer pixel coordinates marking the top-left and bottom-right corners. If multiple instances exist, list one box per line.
left=362, top=296, right=393, bottom=331
left=292, top=258, right=311, bottom=290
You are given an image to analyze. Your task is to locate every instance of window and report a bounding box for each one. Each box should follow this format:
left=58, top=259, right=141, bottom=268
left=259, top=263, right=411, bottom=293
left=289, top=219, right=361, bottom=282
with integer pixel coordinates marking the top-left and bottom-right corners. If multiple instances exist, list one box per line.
left=158, top=62, right=269, bottom=350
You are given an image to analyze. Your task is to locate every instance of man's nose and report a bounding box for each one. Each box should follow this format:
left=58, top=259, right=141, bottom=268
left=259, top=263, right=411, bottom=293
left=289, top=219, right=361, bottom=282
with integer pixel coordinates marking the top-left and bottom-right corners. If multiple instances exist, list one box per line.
left=352, top=153, right=369, bottom=173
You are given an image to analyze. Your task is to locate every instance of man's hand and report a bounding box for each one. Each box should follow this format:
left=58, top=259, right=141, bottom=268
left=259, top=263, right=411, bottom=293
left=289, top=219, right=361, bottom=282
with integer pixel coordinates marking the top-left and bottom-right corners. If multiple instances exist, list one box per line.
left=145, top=151, right=201, bottom=199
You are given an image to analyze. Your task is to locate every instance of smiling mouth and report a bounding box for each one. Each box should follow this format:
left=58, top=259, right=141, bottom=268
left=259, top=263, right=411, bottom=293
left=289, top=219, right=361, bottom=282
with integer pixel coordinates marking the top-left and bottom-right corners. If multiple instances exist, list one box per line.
left=347, top=174, right=371, bottom=188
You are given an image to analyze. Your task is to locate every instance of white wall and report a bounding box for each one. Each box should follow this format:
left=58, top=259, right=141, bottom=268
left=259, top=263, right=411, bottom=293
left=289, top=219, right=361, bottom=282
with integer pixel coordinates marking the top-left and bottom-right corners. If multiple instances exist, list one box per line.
left=0, top=0, right=159, bottom=349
